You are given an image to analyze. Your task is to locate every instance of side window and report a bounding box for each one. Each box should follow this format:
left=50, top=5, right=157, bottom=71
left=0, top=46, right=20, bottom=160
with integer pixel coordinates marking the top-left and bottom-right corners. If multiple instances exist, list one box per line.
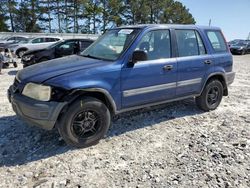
left=45, top=38, right=57, bottom=42
left=58, top=41, right=75, bottom=49
left=206, top=31, right=227, bottom=53
left=135, top=30, right=171, bottom=60
left=176, top=30, right=202, bottom=57
left=32, top=38, right=44, bottom=43
left=80, top=41, right=93, bottom=50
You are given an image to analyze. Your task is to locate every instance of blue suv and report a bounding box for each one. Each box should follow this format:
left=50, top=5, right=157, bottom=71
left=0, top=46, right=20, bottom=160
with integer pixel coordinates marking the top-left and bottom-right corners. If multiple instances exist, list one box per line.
left=8, top=24, right=235, bottom=147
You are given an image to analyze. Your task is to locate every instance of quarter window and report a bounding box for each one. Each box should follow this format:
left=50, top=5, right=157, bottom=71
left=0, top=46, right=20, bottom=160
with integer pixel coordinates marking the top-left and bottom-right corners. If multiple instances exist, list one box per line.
left=196, top=31, right=206, bottom=55
left=135, top=30, right=171, bottom=60
left=176, top=30, right=206, bottom=57
left=206, top=31, right=227, bottom=53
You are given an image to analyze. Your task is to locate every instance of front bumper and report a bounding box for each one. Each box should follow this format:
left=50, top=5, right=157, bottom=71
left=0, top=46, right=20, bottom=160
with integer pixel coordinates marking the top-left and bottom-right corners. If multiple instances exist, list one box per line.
left=230, top=48, right=243, bottom=54
left=8, top=85, right=67, bottom=130
left=225, top=72, right=235, bottom=86
left=21, top=59, right=36, bottom=68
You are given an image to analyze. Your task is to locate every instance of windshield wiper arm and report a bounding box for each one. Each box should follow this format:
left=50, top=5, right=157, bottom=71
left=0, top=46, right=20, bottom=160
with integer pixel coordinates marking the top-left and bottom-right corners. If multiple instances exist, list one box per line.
left=81, top=54, right=103, bottom=60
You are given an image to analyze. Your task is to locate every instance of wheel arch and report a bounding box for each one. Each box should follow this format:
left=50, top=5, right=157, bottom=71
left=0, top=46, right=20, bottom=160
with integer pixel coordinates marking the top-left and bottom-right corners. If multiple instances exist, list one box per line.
left=61, top=88, right=117, bottom=116
left=16, top=47, right=28, bottom=56
left=201, top=73, right=228, bottom=96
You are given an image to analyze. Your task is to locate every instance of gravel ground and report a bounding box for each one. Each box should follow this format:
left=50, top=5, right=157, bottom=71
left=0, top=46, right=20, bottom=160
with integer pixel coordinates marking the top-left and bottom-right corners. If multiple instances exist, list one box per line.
left=0, top=55, right=249, bottom=188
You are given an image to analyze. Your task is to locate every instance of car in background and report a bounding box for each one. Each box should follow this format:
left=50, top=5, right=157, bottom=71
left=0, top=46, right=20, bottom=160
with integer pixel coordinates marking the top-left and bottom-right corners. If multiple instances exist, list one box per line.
left=229, top=40, right=250, bottom=55
left=0, top=36, right=29, bottom=48
left=8, top=36, right=62, bottom=57
left=22, top=38, right=94, bottom=67
left=228, top=39, right=242, bottom=47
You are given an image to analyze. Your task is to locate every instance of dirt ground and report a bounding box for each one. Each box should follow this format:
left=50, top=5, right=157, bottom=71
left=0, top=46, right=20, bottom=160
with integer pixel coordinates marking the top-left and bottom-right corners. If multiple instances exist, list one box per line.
left=0, top=55, right=249, bottom=188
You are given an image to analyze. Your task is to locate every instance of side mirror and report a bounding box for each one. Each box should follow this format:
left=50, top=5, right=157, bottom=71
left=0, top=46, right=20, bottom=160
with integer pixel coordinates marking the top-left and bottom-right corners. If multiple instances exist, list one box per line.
left=132, top=50, right=148, bottom=64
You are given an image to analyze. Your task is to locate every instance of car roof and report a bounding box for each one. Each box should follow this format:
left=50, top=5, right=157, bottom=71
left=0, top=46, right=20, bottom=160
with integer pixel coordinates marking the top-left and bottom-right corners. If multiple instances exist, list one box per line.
left=32, top=36, right=62, bottom=39
left=116, top=24, right=221, bottom=31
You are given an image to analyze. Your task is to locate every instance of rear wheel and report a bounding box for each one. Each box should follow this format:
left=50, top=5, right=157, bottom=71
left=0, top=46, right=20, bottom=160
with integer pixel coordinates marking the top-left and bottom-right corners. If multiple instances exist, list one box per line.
left=58, top=97, right=111, bottom=148
left=195, top=79, right=223, bottom=111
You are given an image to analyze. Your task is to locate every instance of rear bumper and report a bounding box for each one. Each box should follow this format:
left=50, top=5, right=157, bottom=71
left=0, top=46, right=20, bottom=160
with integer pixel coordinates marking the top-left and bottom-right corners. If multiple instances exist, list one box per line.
left=225, top=72, right=235, bottom=86
left=8, top=86, right=67, bottom=130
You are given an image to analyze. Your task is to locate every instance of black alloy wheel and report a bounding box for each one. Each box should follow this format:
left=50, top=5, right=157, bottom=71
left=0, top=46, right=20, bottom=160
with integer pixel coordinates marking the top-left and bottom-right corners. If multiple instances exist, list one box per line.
left=58, top=97, right=111, bottom=148
left=196, top=79, right=223, bottom=111
left=71, top=110, right=100, bottom=139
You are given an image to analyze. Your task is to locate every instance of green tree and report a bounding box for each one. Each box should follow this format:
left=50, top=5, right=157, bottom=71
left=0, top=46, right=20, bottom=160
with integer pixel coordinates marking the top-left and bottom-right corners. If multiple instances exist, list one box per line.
left=82, top=0, right=102, bottom=34
left=0, top=2, right=9, bottom=31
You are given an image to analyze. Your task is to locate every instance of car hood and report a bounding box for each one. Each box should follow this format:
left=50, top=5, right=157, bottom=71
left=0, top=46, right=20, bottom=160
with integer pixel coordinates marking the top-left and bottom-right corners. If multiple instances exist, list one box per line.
left=16, top=55, right=112, bottom=84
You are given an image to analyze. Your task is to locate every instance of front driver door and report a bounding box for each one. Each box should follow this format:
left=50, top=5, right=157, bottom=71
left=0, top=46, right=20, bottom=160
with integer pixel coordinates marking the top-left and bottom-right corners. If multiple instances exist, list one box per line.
left=121, top=29, right=177, bottom=108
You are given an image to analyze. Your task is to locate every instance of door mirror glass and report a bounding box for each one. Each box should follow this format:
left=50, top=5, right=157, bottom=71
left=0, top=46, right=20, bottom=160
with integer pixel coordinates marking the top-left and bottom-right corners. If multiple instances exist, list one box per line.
left=132, top=50, right=148, bottom=63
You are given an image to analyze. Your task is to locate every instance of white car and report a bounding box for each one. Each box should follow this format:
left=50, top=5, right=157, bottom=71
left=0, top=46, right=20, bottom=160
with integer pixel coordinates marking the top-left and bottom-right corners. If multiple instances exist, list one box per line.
left=8, top=36, right=62, bottom=57
left=0, top=36, right=29, bottom=44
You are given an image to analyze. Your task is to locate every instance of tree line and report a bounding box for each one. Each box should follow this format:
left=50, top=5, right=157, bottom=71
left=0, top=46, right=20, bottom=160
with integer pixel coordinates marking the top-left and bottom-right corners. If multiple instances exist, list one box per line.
left=0, top=0, right=196, bottom=34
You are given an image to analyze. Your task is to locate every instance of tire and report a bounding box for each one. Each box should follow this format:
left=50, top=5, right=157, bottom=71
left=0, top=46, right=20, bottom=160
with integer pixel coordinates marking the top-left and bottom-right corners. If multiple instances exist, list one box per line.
left=17, top=50, right=27, bottom=58
left=241, top=50, right=246, bottom=55
left=58, top=97, right=111, bottom=148
left=195, top=79, right=223, bottom=111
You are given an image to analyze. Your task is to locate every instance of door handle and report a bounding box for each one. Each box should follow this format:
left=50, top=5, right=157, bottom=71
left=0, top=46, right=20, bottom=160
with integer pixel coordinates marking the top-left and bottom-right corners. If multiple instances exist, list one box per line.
left=204, top=60, right=212, bottom=64
left=163, top=65, right=173, bottom=71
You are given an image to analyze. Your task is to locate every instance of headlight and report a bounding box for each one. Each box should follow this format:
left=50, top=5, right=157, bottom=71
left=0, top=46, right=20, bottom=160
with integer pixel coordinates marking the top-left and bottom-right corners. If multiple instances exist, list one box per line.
left=22, top=83, right=51, bottom=101
left=22, top=54, right=34, bottom=61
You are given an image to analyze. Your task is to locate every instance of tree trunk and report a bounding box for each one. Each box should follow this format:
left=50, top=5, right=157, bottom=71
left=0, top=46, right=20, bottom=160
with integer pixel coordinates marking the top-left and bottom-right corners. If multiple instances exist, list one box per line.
left=8, top=0, right=15, bottom=32
left=73, top=0, right=78, bottom=33
left=48, top=0, right=52, bottom=33
left=65, top=0, right=68, bottom=33
left=56, top=0, right=61, bottom=33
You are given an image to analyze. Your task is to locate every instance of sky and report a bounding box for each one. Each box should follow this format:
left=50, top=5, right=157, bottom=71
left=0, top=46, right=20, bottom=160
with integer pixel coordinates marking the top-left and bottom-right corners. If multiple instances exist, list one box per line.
left=178, top=0, right=250, bottom=41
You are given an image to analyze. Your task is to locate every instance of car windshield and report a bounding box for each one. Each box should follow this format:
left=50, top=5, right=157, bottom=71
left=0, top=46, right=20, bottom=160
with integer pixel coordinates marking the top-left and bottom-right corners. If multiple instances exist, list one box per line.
left=46, top=41, right=63, bottom=49
left=81, top=28, right=140, bottom=61
left=234, top=41, right=248, bottom=46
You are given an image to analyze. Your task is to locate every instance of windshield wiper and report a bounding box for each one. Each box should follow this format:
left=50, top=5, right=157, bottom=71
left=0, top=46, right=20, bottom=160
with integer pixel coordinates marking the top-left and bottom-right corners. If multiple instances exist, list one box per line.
left=81, top=54, right=102, bottom=60
left=81, top=54, right=111, bottom=61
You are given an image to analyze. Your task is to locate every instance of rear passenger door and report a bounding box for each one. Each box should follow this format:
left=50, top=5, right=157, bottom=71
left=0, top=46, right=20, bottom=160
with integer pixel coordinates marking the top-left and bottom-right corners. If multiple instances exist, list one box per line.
left=175, top=29, right=213, bottom=97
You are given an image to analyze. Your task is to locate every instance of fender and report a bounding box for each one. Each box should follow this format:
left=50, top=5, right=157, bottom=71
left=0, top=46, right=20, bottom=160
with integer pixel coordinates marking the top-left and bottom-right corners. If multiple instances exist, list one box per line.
left=16, top=47, right=28, bottom=55
left=199, top=71, right=227, bottom=95
left=69, top=87, right=118, bottom=114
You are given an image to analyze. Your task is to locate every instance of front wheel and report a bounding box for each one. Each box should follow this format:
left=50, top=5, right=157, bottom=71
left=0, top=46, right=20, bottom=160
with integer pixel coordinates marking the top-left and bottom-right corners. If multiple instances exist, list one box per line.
left=195, top=79, right=223, bottom=111
left=17, top=50, right=27, bottom=58
left=58, top=97, right=111, bottom=148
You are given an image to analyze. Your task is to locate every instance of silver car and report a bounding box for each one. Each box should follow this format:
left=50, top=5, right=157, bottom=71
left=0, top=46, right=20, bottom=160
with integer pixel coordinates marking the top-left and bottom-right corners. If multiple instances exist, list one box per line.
left=8, top=36, right=62, bottom=57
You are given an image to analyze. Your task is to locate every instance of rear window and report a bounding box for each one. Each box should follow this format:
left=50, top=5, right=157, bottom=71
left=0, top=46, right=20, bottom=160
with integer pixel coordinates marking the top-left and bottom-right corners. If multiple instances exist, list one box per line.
left=206, top=31, right=227, bottom=53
